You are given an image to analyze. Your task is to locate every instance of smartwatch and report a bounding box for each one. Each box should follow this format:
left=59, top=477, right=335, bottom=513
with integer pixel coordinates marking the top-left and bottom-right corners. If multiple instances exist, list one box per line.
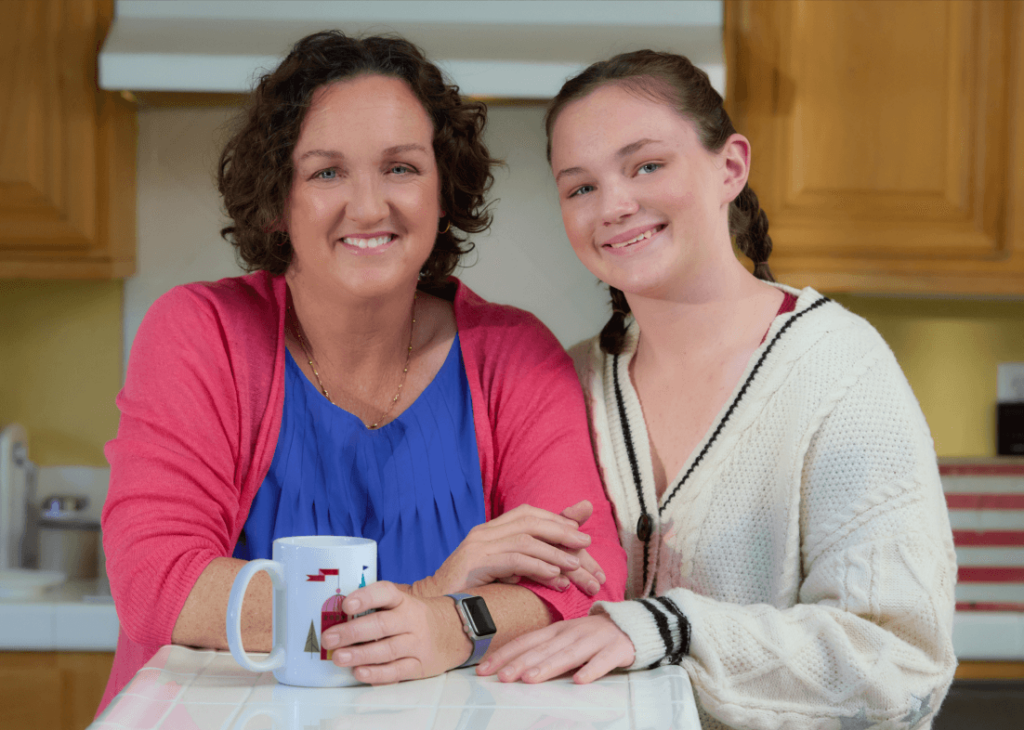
left=446, top=593, right=497, bottom=668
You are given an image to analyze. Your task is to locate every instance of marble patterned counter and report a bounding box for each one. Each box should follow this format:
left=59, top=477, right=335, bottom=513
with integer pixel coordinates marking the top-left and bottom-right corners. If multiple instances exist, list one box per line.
left=88, top=645, right=701, bottom=730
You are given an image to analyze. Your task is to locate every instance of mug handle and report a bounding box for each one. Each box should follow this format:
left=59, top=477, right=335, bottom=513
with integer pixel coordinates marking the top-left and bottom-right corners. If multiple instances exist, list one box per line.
left=227, top=559, right=286, bottom=673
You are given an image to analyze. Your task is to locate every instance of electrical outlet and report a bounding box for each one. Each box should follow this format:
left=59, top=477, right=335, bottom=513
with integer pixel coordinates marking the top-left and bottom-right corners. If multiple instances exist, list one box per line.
left=998, top=362, right=1024, bottom=403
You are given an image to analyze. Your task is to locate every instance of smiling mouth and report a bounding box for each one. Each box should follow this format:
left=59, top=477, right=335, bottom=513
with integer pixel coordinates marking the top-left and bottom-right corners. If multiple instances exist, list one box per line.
left=605, top=225, right=665, bottom=249
left=341, top=234, right=395, bottom=250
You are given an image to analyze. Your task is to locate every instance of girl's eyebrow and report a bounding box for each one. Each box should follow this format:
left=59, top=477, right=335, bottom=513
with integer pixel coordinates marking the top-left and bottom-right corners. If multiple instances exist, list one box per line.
left=555, top=138, right=663, bottom=183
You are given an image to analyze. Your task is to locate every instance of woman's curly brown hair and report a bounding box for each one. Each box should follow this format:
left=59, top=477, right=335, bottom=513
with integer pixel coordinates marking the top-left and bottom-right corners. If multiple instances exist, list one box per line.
left=218, top=31, right=498, bottom=289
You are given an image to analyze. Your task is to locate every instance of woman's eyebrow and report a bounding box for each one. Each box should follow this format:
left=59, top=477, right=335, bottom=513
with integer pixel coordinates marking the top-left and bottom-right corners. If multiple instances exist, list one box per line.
left=297, top=144, right=428, bottom=162
left=555, top=138, right=663, bottom=182
left=298, top=148, right=344, bottom=162
left=382, top=143, right=430, bottom=156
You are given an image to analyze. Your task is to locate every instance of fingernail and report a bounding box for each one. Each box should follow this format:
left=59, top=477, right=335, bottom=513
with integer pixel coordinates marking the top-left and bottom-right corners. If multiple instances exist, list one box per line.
left=347, top=599, right=361, bottom=612
left=478, top=660, right=490, bottom=673
left=525, top=668, right=540, bottom=681
left=556, top=578, right=569, bottom=591
left=335, top=651, right=352, bottom=663
left=587, top=581, right=600, bottom=596
left=596, top=571, right=606, bottom=584
left=567, top=556, right=580, bottom=568
left=322, top=635, right=339, bottom=649
left=499, top=668, right=515, bottom=682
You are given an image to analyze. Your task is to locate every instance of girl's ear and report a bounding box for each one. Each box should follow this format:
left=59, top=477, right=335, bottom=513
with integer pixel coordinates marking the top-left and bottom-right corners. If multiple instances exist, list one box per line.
left=720, top=133, right=751, bottom=205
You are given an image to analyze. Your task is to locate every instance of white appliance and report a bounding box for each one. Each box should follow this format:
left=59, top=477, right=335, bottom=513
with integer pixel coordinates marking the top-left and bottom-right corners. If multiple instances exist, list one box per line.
left=0, top=423, right=36, bottom=570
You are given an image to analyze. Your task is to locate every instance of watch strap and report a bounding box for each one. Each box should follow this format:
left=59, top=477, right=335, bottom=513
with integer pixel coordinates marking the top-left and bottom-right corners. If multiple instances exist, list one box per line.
left=447, top=592, right=493, bottom=668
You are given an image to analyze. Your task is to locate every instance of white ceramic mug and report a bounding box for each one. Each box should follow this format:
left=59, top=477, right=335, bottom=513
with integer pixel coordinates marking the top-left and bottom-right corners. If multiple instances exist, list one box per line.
left=226, top=535, right=377, bottom=687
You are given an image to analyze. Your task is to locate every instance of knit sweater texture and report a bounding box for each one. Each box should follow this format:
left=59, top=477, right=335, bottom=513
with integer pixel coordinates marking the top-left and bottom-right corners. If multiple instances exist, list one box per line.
left=99, top=271, right=626, bottom=714
left=576, top=285, right=957, bottom=730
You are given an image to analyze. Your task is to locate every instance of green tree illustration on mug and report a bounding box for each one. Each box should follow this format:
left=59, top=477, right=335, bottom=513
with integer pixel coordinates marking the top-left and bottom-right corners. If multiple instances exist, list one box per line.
left=305, top=620, right=319, bottom=658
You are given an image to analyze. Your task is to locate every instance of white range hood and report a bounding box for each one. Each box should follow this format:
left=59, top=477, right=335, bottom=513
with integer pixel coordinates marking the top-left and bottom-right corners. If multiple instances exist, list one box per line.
left=99, top=0, right=724, bottom=98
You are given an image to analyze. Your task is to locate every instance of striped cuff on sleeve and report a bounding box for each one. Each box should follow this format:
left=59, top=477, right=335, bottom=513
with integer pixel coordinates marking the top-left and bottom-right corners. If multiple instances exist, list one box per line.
left=591, top=596, right=691, bottom=670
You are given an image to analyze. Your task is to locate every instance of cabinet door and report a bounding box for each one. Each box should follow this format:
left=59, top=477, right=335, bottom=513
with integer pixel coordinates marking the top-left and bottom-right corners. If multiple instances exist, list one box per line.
left=0, top=651, right=115, bottom=730
left=725, top=0, right=1024, bottom=294
left=0, top=0, right=135, bottom=278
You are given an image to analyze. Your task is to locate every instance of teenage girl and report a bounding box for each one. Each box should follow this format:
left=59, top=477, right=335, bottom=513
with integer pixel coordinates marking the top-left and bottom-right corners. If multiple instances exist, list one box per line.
left=480, top=51, right=957, bottom=730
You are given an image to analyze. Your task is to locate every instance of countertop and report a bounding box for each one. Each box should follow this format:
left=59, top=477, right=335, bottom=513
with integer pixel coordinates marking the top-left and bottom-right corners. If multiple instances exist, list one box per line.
left=0, top=577, right=118, bottom=651
left=89, top=645, right=702, bottom=730
left=0, top=582, right=1021, bottom=659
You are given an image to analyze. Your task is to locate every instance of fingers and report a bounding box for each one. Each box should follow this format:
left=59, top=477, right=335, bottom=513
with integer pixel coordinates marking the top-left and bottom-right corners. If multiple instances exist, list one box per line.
left=354, top=656, right=423, bottom=685
left=479, top=616, right=634, bottom=685
left=573, top=647, right=626, bottom=685
left=577, top=548, right=606, bottom=583
left=477, top=623, right=562, bottom=676
left=341, top=580, right=402, bottom=615
left=331, top=630, right=409, bottom=670
left=559, top=500, right=593, bottom=527
left=481, top=514, right=593, bottom=552
left=498, top=629, right=593, bottom=684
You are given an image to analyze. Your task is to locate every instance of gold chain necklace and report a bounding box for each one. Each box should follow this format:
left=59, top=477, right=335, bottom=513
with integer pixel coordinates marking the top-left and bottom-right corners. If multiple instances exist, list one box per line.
left=289, top=293, right=417, bottom=430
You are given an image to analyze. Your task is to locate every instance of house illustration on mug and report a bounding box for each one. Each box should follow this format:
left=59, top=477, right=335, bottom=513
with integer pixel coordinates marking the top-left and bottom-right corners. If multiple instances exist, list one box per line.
left=306, top=566, right=369, bottom=660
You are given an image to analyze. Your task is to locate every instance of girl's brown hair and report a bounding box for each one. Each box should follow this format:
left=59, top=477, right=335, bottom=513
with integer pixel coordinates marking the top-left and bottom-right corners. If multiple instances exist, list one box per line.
left=218, top=31, right=499, bottom=290
left=545, top=50, right=774, bottom=354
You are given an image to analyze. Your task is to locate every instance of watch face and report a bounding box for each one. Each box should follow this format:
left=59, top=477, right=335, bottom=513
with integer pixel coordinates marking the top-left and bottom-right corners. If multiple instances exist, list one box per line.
left=462, top=595, right=497, bottom=637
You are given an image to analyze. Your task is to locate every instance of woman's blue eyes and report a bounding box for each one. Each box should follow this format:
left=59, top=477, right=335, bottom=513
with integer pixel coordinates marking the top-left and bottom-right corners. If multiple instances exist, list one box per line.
left=638, top=162, right=661, bottom=174
left=312, top=164, right=416, bottom=180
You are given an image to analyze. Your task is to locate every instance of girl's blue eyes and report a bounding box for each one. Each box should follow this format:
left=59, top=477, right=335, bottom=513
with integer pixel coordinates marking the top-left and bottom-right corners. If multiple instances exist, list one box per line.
left=315, top=168, right=337, bottom=180
left=567, top=163, right=662, bottom=198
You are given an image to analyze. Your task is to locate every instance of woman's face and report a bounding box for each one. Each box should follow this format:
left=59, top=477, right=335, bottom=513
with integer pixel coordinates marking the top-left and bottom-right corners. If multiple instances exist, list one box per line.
left=550, top=82, right=745, bottom=300
left=284, top=74, right=441, bottom=300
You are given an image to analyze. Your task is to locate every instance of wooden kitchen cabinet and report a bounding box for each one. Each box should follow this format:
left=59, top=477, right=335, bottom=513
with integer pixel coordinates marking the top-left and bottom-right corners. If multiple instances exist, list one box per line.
left=0, top=651, right=114, bottom=730
left=724, top=0, right=1024, bottom=294
left=0, top=0, right=135, bottom=278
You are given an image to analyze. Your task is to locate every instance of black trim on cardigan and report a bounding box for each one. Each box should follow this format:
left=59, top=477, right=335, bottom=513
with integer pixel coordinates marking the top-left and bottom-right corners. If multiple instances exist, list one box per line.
left=612, top=352, right=651, bottom=592
left=637, top=598, right=674, bottom=669
left=654, top=595, right=692, bottom=664
left=658, top=297, right=831, bottom=515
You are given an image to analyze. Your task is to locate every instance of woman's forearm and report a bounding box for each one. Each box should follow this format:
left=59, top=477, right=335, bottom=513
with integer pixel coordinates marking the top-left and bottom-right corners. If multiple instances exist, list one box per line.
left=472, top=583, right=554, bottom=657
left=171, top=558, right=549, bottom=663
left=171, top=557, right=273, bottom=652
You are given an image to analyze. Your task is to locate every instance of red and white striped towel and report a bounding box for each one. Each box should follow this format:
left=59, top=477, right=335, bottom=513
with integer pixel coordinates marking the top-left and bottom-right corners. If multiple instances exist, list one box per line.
left=941, top=462, right=1024, bottom=612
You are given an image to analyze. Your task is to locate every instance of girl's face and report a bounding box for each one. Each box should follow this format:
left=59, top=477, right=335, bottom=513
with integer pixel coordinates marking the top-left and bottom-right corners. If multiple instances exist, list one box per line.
left=284, top=74, right=442, bottom=301
left=550, top=82, right=747, bottom=301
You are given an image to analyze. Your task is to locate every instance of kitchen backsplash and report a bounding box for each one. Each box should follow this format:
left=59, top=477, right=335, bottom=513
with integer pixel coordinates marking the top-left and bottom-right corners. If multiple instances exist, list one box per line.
left=36, top=465, right=110, bottom=524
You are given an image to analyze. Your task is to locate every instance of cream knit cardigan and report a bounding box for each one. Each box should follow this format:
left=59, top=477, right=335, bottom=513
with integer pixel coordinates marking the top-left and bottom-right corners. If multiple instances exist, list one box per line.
left=575, top=286, right=957, bottom=730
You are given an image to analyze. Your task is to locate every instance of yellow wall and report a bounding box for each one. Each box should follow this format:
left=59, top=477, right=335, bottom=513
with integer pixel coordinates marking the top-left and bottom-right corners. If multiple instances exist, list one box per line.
left=830, top=295, right=1024, bottom=458
left=0, top=279, right=1021, bottom=465
left=0, top=281, right=122, bottom=467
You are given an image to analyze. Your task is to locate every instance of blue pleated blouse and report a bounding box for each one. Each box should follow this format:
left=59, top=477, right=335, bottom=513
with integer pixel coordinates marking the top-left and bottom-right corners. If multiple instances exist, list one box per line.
left=233, top=335, right=486, bottom=584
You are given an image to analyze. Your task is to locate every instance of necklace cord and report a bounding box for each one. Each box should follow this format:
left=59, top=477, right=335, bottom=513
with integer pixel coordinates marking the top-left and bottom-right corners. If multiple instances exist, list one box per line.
left=289, top=293, right=417, bottom=430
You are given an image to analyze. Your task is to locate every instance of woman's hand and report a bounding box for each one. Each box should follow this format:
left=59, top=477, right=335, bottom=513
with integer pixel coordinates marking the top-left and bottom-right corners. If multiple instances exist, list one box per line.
left=477, top=614, right=635, bottom=684
left=411, top=500, right=606, bottom=598
left=321, top=581, right=472, bottom=684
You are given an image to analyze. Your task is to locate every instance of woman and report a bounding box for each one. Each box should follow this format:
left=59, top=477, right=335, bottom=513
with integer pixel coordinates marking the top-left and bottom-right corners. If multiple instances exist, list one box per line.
left=98, top=32, right=625, bottom=713
left=481, top=51, right=957, bottom=729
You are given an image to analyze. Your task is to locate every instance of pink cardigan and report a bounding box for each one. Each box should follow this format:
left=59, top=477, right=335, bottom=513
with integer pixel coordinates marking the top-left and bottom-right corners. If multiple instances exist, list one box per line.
left=99, top=272, right=626, bottom=712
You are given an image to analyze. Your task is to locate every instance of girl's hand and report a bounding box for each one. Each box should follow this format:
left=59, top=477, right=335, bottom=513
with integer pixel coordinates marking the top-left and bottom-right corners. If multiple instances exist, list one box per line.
left=477, top=614, right=635, bottom=684
left=412, top=500, right=606, bottom=598
left=321, top=581, right=472, bottom=684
